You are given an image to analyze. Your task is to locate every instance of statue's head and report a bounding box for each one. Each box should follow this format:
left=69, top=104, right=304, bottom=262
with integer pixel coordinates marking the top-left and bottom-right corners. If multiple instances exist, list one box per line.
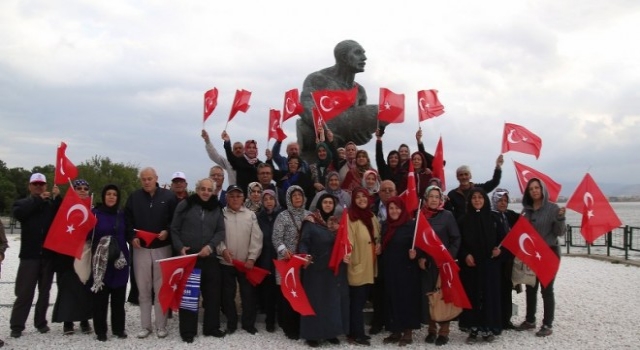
left=334, top=40, right=366, bottom=73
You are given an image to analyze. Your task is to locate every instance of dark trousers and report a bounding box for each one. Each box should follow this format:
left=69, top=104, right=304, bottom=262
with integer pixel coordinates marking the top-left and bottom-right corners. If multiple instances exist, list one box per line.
left=501, top=259, right=514, bottom=327
left=277, top=288, right=300, bottom=337
left=93, top=286, right=126, bottom=336
left=349, top=284, right=372, bottom=339
left=525, top=246, right=560, bottom=327
left=10, top=258, right=54, bottom=332
left=180, top=258, right=222, bottom=338
left=257, top=273, right=277, bottom=327
left=370, top=275, right=385, bottom=330
left=127, top=248, right=139, bottom=304
left=221, top=264, right=256, bottom=330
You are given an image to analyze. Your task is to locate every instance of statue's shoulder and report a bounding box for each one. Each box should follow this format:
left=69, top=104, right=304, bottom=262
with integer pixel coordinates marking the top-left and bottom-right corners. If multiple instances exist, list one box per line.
left=303, top=67, right=339, bottom=90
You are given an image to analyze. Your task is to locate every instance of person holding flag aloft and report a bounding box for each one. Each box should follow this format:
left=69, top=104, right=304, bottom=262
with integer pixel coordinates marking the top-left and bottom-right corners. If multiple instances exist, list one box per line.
left=516, top=178, right=566, bottom=337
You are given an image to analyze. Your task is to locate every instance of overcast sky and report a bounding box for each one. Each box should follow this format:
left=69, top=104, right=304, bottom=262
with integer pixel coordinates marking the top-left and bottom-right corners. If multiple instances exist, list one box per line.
left=1, top=0, right=639, bottom=195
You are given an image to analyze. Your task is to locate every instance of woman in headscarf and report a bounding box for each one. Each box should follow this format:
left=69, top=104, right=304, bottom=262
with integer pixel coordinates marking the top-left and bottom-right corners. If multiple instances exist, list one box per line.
left=309, top=141, right=335, bottom=193
left=309, top=171, right=350, bottom=219
left=256, top=189, right=283, bottom=333
left=244, top=182, right=263, bottom=213
left=375, top=128, right=404, bottom=186
left=458, top=188, right=503, bottom=344
left=346, top=187, right=381, bottom=346
left=52, top=179, right=93, bottom=336
left=272, top=185, right=311, bottom=340
left=275, top=155, right=315, bottom=209
left=381, top=197, right=421, bottom=346
left=170, top=178, right=226, bottom=342
left=298, top=194, right=349, bottom=347
left=420, top=185, right=460, bottom=346
left=398, top=151, right=432, bottom=201
left=341, top=150, right=374, bottom=193
left=516, top=178, right=566, bottom=337
left=91, top=184, right=130, bottom=341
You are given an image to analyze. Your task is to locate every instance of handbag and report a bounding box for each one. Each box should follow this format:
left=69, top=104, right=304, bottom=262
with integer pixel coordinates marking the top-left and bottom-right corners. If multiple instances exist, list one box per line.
left=511, top=257, right=536, bottom=286
left=427, top=275, right=462, bottom=322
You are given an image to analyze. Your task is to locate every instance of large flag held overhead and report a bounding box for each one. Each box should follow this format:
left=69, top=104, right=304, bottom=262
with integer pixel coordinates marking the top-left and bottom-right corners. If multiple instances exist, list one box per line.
left=267, top=109, right=287, bottom=142
left=311, top=86, right=358, bottom=122
left=203, top=88, right=218, bottom=123
left=399, top=161, right=419, bottom=213
left=44, top=188, right=96, bottom=258
left=431, top=136, right=446, bottom=191
left=501, top=218, right=560, bottom=287
left=282, top=88, right=304, bottom=122
left=328, top=209, right=351, bottom=275
left=54, top=142, right=78, bottom=185
left=513, top=161, right=562, bottom=203
left=417, top=89, right=445, bottom=121
left=501, top=123, right=542, bottom=159
left=227, top=89, right=252, bottom=122
left=273, top=256, right=315, bottom=315
left=378, top=88, right=405, bottom=123
left=158, top=254, right=198, bottom=313
left=566, top=173, right=622, bottom=244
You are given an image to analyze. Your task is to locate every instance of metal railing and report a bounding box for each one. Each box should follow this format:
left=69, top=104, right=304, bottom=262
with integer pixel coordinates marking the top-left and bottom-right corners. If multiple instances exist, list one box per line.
left=564, top=225, right=640, bottom=261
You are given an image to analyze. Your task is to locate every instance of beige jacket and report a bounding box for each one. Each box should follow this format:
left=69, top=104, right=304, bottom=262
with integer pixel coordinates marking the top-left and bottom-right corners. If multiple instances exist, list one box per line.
left=217, top=206, right=263, bottom=266
left=347, top=218, right=381, bottom=286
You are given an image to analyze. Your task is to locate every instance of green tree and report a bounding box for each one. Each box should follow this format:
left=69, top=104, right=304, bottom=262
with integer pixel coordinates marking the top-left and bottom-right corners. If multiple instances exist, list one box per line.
left=76, top=156, right=140, bottom=207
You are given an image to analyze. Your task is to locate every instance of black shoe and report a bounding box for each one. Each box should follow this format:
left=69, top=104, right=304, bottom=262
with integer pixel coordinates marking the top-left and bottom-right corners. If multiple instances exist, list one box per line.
left=97, top=334, right=107, bottom=342
left=352, top=337, right=371, bottom=346
left=204, top=329, right=225, bottom=338
left=435, top=335, right=449, bottom=346
left=226, top=327, right=236, bottom=335
left=266, top=324, right=275, bottom=333
left=37, top=326, right=50, bottom=334
left=80, top=321, right=93, bottom=334
left=504, top=322, right=516, bottom=330
left=425, top=333, right=437, bottom=343
left=466, top=332, right=478, bottom=345
left=10, top=331, right=21, bottom=338
left=306, top=340, right=320, bottom=347
left=328, top=338, right=340, bottom=344
left=0, top=338, right=4, bottom=347
left=114, top=332, right=128, bottom=339
left=182, top=336, right=194, bottom=343
left=242, top=326, right=257, bottom=335
left=285, top=333, right=300, bottom=340
left=383, top=333, right=401, bottom=344
left=369, top=326, right=382, bottom=335
left=63, top=326, right=75, bottom=335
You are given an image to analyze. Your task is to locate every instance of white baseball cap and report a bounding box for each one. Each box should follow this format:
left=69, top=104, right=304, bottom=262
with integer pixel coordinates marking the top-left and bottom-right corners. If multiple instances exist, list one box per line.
left=29, top=173, right=47, bottom=184
left=171, top=171, right=186, bottom=181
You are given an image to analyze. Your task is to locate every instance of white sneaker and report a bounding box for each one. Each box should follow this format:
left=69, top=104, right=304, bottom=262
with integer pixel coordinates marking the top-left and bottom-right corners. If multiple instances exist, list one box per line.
left=157, top=329, right=168, bottom=338
left=136, top=329, right=152, bottom=339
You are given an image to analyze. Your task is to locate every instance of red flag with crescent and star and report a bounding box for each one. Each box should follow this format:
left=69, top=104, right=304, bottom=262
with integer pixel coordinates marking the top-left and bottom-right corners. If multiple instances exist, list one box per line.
left=378, top=88, right=405, bottom=123
left=417, top=90, right=445, bottom=121
left=203, top=88, right=218, bottom=123
left=227, top=89, right=252, bottom=122
left=54, top=142, right=78, bottom=185
left=273, top=255, right=315, bottom=315
left=328, top=209, right=351, bottom=276
left=399, top=161, right=419, bottom=213
left=501, top=218, right=560, bottom=287
left=231, top=259, right=271, bottom=286
left=134, top=229, right=158, bottom=247
left=566, top=173, right=622, bottom=244
left=431, top=136, right=446, bottom=191
left=267, top=109, right=287, bottom=142
left=513, top=161, right=562, bottom=203
left=501, top=123, right=542, bottom=159
left=282, top=88, right=304, bottom=122
left=44, top=188, right=96, bottom=258
left=311, top=107, right=324, bottom=138
left=158, top=254, right=198, bottom=313
left=311, top=86, right=358, bottom=122
left=438, top=261, right=472, bottom=309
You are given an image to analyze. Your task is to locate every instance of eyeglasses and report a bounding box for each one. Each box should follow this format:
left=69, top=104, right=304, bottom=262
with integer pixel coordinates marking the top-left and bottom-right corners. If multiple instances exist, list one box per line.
left=75, top=186, right=90, bottom=191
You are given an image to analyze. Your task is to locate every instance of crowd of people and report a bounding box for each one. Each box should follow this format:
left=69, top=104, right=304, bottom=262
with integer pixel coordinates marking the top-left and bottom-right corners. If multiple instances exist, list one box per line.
left=4, top=124, right=567, bottom=348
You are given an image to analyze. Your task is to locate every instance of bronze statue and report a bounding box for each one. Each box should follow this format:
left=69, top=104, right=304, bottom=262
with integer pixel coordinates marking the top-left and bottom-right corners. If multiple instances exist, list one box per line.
left=297, top=40, right=383, bottom=161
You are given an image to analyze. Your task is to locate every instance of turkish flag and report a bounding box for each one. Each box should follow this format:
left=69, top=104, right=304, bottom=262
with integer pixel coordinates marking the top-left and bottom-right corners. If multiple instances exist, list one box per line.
left=273, top=255, right=316, bottom=316
left=438, top=261, right=472, bottom=309
left=231, top=259, right=271, bottom=286
left=328, top=209, right=352, bottom=276
left=417, top=90, right=445, bottom=121
left=203, top=87, right=218, bottom=123
left=378, top=88, right=405, bottom=123
left=282, top=88, right=304, bottom=122
left=54, top=142, right=78, bottom=185
left=431, top=136, right=446, bottom=191
left=267, top=109, right=287, bottom=142
left=414, top=212, right=453, bottom=266
left=135, top=229, right=158, bottom=246
left=158, top=254, right=198, bottom=313
left=399, top=161, right=419, bottom=213
left=44, top=187, right=97, bottom=258
left=311, top=107, right=324, bottom=138
left=501, top=218, right=560, bottom=287
left=513, top=161, right=562, bottom=203
left=227, top=89, right=252, bottom=122
left=566, top=173, right=622, bottom=244
left=311, top=86, right=358, bottom=122
left=501, top=122, right=542, bottom=159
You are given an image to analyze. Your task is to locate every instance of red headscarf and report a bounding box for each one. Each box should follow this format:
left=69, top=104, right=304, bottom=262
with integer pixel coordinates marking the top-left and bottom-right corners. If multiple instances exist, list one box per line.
left=382, top=196, right=412, bottom=250
left=349, top=187, right=375, bottom=242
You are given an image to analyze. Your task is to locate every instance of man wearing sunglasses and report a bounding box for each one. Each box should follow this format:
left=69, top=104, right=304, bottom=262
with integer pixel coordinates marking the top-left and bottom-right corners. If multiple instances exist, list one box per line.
left=10, top=173, right=61, bottom=338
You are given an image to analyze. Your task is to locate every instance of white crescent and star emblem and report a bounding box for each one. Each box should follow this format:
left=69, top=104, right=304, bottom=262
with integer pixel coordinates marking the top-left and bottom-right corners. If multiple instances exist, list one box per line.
left=507, top=129, right=529, bottom=144
left=168, top=268, right=185, bottom=292
left=205, top=97, right=213, bottom=109
left=319, top=96, right=334, bottom=112
left=285, top=97, right=296, bottom=114
left=383, top=101, right=391, bottom=110
left=270, top=120, right=278, bottom=133
left=418, top=97, right=428, bottom=111
left=518, top=233, right=541, bottom=260
left=442, top=262, right=454, bottom=288
left=583, top=192, right=595, bottom=218
left=521, top=170, right=531, bottom=183
left=284, top=267, right=298, bottom=298
left=59, top=158, right=66, bottom=176
left=66, top=203, right=89, bottom=234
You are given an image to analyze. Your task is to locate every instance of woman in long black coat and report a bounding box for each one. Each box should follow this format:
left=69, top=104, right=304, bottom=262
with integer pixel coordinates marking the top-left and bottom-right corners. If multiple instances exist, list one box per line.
left=458, top=188, right=503, bottom=344
left=298, top=193, right=349, bottom=347
left=381, top=197, right=422, bottom=346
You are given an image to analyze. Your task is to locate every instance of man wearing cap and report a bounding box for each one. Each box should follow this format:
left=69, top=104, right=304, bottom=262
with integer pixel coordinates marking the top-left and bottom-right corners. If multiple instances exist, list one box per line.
left=10, top=173, right=61, bottom=338
left=170, top=171, right=189, bottom=201
left=202, top=129, right=239, bottom=186
left=125, top=167, right=178, bottom=339
left=217, top=185, right=263, bottom=335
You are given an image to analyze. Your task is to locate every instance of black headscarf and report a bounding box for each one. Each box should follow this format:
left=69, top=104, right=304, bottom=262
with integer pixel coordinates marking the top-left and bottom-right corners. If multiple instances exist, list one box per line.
left=95, top=184, right=120, bottom=214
